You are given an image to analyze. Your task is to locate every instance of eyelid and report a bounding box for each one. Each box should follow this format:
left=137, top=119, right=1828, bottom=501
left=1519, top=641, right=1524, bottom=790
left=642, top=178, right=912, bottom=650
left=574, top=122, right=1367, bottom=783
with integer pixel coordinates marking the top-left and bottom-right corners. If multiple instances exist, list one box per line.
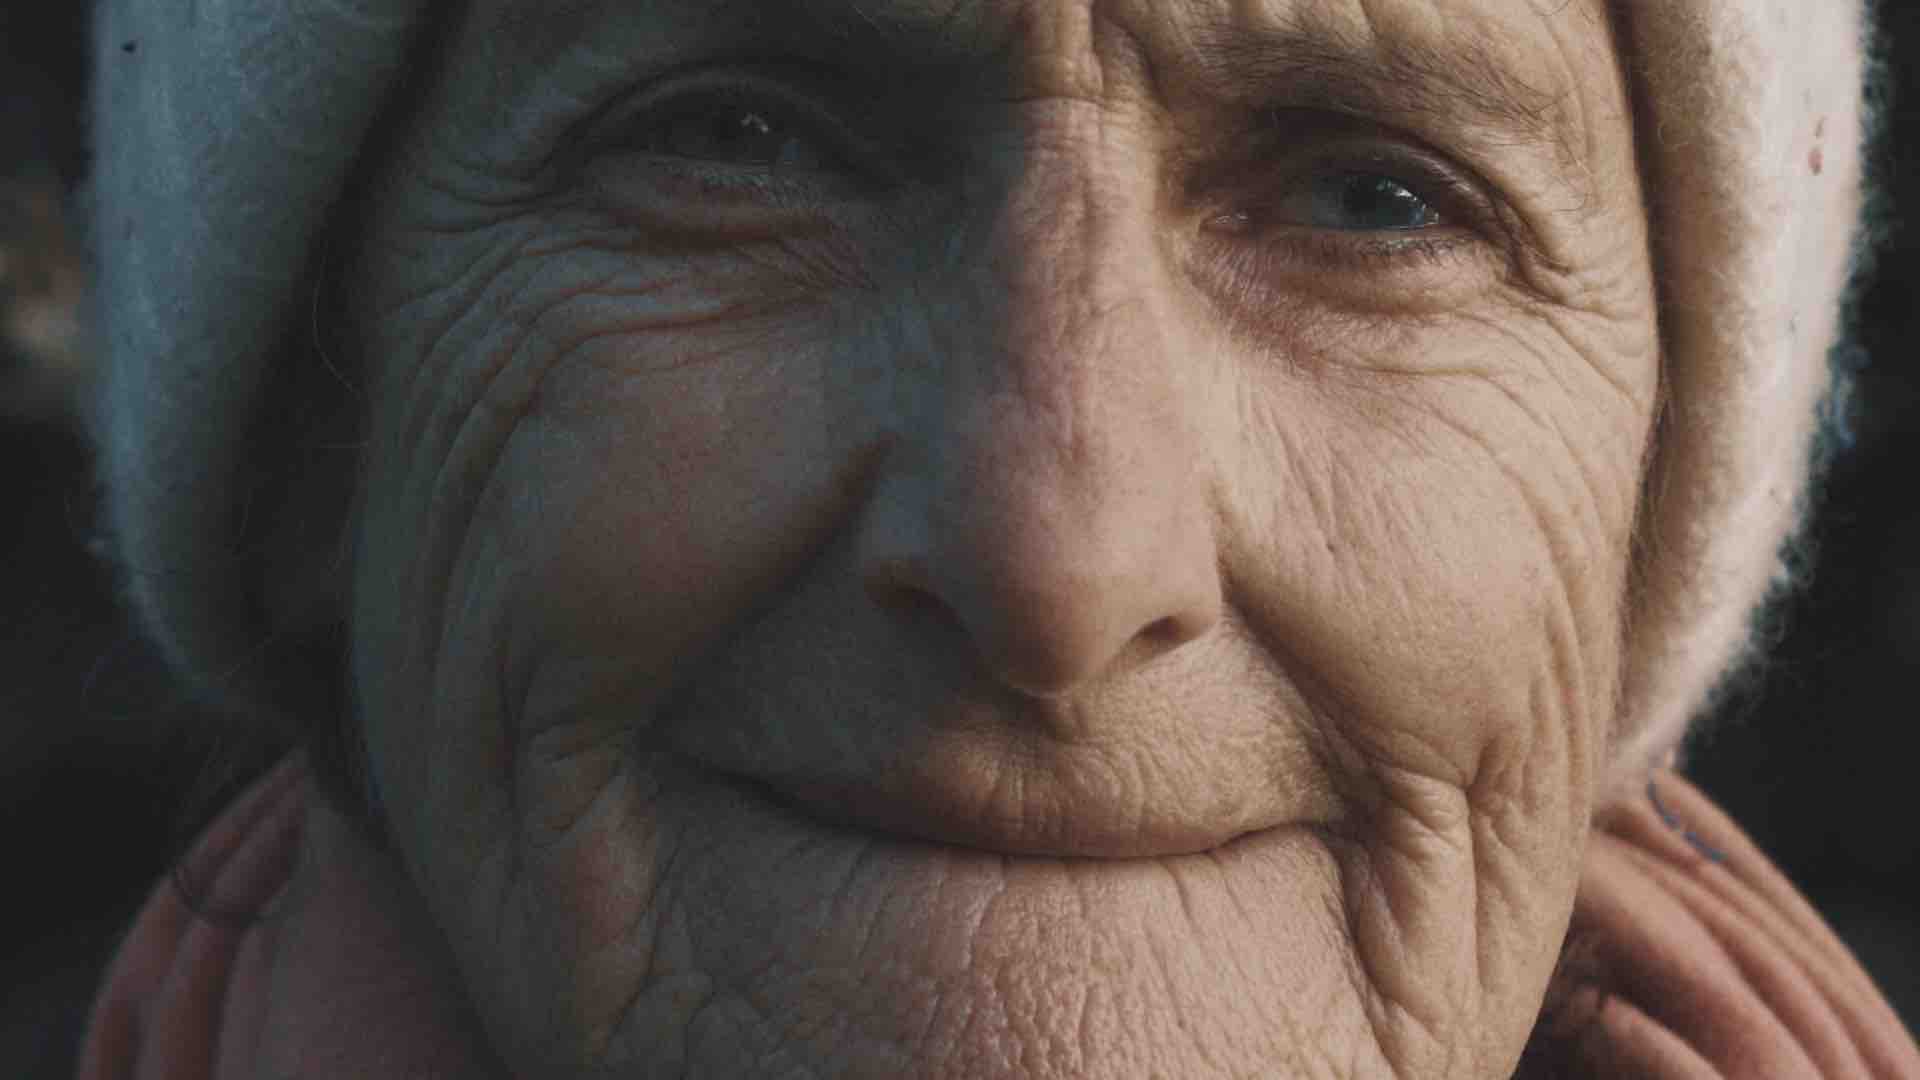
left=1183, top=116, right=1528, bottom=313
left=1284, top=147, right=1491, bottom=234
left=573, top=64, right=898, bottom=186
left=1204, top=109, right=1512, bottom=235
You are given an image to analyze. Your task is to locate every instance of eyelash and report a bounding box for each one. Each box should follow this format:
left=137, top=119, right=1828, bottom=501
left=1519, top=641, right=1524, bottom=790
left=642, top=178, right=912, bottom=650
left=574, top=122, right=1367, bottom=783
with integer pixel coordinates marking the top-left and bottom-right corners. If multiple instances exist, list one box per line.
left=582, top=69, right=890, bottom=195
left=585, top=74, right=1500, bottom=277
left=1207, top=168, right=1486, bottom=274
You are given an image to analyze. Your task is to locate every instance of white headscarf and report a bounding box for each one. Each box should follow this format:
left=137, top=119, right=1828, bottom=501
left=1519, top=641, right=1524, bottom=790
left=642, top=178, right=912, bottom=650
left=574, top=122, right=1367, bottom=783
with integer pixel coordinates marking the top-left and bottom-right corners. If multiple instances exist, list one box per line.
left=86, top=0, right=1871, bottom=796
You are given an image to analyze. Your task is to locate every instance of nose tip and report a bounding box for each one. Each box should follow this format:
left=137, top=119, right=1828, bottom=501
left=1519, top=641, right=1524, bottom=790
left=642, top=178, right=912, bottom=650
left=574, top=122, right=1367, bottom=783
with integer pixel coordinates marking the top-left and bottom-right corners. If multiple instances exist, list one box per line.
left=864, top=521, right=1222, bottom=698
left=974, top=602, right=1215, bottom=698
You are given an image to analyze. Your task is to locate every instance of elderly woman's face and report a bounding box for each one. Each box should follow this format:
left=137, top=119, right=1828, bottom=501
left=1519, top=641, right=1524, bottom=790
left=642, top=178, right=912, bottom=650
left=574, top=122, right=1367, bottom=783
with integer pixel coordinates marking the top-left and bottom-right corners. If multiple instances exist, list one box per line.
left=345, top=0, right=1657, bottom=1074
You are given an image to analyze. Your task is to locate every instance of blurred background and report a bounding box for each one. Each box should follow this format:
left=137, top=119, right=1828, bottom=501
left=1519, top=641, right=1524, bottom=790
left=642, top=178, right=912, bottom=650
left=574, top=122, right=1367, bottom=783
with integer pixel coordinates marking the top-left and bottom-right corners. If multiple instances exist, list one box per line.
left=2, top=2, right=1916, bottom=1075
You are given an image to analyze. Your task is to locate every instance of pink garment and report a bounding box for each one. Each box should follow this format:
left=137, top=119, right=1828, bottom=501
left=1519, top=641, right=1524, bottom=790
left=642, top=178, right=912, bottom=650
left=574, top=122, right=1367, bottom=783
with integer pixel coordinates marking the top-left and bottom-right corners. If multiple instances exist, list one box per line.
left=80, top=758, right=1920, bottom=1078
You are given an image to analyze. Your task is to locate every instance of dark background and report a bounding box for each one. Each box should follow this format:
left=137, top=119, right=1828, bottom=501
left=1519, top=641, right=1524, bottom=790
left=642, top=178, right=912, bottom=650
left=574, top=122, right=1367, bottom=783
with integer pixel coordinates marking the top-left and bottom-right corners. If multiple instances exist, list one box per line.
left=3, top=2, right=1916, bottom=1075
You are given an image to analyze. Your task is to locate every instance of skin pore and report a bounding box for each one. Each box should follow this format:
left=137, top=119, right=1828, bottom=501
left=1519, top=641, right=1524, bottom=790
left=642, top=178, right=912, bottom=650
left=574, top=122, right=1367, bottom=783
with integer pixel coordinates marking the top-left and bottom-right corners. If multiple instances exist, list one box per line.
left=336, top=0, right=1659, bottom=1075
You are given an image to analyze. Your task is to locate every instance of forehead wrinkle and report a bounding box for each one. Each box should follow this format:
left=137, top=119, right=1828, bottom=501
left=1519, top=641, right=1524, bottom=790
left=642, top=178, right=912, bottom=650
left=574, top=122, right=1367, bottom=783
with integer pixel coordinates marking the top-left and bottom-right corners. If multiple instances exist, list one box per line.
left=479, top=0, right=609, bottom=69
left=827, top=0, right=1584, bottom=138
left=1178, top=0, right=1581, bottom=166
left=480, top=0, right=1004, bottom=73
left=471, top=0, right=1606, bottom=204
left=478, top=0, right=1574, bottom=113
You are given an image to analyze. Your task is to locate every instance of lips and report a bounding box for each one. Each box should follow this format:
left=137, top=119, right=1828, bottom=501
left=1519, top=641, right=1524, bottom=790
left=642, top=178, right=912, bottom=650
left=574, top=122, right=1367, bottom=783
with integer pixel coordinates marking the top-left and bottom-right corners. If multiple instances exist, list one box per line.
left=661, top=675, right=1321, bottom=860
left=733, top=757, right=1265, bottom=859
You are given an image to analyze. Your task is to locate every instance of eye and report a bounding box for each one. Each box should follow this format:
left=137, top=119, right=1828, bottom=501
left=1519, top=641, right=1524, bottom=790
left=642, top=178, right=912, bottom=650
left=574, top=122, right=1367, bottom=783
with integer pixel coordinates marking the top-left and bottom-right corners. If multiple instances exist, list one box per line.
left=636, top=91, right=840, bottom=173
left=1194, top=135, right=1508, bottom=313
left=1285, top=171, right=1443, bottom=232
left=577, top=71, right=908, bottom=239
left=1224, top=164, right=1459, bottom=237
left=1196, top=110, right=1493, bottom=257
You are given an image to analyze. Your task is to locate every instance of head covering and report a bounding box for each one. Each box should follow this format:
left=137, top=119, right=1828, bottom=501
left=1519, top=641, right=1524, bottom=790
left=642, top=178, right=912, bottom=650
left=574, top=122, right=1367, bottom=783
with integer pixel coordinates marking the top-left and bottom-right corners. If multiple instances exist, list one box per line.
left=89, top=0, right=438, bottom=733
left=1607, top=3, right=1872, bottom=793
left=87, top=0, right=1871, bottom=795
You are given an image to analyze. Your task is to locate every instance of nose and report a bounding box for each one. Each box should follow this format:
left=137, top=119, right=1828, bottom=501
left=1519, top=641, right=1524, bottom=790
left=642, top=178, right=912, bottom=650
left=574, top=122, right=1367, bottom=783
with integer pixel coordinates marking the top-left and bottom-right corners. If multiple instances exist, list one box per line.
left=858, top=139, right=1222, bottom=698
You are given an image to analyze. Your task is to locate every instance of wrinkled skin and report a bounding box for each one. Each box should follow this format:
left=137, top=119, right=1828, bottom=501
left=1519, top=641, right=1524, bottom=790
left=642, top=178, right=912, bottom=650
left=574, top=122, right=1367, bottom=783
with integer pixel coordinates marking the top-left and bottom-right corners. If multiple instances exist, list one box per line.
left=340, top=0, right=1659, bottom=1074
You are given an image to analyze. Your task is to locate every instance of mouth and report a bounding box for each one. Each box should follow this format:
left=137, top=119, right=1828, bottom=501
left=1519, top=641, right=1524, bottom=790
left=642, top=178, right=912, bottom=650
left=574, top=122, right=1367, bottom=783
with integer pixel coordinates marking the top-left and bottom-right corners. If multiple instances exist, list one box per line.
left=724, top=766, right=1265, bottom=860
left=630, top=747, right=1376, bottom=1080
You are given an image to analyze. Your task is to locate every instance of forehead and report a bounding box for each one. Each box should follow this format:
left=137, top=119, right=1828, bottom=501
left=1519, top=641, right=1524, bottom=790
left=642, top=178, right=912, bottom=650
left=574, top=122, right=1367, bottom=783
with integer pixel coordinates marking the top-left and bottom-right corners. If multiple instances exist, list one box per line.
left=478, top=0, right=1612, bottom=145
left=487, top=0, right=1609, bottom=63
left=435, top=0, right=1638, bottom=254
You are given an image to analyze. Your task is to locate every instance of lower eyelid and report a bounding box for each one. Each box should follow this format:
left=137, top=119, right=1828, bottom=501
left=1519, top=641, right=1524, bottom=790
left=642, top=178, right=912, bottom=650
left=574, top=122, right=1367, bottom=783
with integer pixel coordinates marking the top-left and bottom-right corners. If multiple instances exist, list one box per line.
left=1205, top=205, right=1475, bottom=261
left=1295, top=228, right=1479, bottom=267
left=1192, top=223, right=1499, bottom=321
left=586, top=151, right=858, bottom=218
left=580, top=168, right=833, bottom=250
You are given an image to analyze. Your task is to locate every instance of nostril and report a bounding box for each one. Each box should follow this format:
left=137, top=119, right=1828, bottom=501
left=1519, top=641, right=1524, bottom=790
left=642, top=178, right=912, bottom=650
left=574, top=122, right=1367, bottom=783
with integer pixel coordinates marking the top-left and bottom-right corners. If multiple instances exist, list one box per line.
left=1126, top=613, right=1210, bottom=667
left=868, top=579, right=943, bottom=618
left=1140, top=615, right=1183, bottom=644
left=864, top=562, right=963, bottom=629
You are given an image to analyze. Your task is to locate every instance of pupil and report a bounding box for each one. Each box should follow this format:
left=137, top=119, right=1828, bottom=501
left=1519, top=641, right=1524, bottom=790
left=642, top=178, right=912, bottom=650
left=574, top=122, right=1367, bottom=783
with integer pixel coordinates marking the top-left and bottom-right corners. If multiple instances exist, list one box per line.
left=1339, top=175, right=1431, bottom=230
left=665, top=103, right=792, bottom=165
left=722, top=110, right=774, bottom=144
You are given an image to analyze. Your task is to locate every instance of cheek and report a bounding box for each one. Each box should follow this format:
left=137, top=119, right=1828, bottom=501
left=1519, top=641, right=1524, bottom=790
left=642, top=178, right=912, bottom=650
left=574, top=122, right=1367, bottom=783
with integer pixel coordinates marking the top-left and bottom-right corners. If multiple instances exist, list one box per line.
left=347, top=234, right=871, bottom=873
left=357, top=224, right=867, bottom=675
left=1224, top=309, right=1655, bottom=792
left=348, top=237, right=918, bottom=1047
left=498, top=337, right=851, bottom=721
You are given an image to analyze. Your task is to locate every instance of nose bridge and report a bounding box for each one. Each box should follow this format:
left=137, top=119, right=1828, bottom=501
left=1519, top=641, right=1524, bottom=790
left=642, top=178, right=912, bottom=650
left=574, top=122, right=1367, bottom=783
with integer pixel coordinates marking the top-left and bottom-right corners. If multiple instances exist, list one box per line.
left=861, top=116, right=1222, bottom=699
left=963, top=193, right=1172, bottom=573
left=980, top=113, right=1155, bottom=414
left=962, top=112, right=1172, bottom=483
